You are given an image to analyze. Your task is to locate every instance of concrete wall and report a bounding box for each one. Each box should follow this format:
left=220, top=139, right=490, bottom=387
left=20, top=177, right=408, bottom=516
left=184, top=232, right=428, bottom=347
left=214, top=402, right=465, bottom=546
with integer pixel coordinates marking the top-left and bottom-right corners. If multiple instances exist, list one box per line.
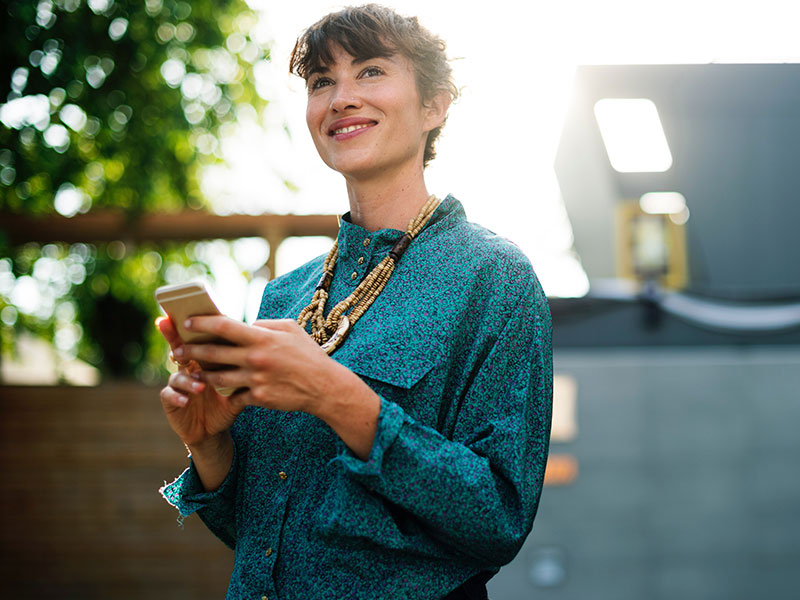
left=490, top=346, right=800, bottom=600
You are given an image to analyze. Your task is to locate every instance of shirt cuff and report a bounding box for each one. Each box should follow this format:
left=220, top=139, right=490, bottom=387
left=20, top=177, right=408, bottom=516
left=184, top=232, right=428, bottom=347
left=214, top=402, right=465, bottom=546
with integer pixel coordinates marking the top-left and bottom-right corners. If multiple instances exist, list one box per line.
left=334, top=396, right=406, bottom=477
left=159, top=446, right=238, bottom=517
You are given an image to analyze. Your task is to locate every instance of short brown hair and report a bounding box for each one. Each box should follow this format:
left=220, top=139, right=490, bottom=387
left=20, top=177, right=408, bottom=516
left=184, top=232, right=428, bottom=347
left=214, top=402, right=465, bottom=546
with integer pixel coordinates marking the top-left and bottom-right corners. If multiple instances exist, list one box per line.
left=289, top=4, right=458, bottom=167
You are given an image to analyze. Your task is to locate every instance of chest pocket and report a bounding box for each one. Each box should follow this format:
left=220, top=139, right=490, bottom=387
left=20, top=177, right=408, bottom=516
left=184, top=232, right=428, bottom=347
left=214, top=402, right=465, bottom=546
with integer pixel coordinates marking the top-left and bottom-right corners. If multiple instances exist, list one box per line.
left=339, top=340, right=440, bottom=387
left=333, top=314, right=447, bottom=420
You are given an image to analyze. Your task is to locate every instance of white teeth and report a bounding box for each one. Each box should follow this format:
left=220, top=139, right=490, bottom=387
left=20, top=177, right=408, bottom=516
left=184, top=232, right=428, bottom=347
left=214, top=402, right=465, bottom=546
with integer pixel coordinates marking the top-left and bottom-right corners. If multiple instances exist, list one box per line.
left=333, top=123, right=372, bottom=135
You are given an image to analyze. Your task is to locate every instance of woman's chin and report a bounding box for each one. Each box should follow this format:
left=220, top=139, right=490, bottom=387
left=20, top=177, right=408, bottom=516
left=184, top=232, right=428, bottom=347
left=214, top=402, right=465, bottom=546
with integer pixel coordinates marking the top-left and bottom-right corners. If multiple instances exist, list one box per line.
left=329, top=153, right=418, bottom=183
left=331, top=159, right=386, bottom=181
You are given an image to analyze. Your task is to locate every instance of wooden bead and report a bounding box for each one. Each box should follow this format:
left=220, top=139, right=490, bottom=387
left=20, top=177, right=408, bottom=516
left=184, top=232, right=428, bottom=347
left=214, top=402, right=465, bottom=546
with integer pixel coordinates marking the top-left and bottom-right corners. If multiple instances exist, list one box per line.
left=389, top=234, right=413, bottom=262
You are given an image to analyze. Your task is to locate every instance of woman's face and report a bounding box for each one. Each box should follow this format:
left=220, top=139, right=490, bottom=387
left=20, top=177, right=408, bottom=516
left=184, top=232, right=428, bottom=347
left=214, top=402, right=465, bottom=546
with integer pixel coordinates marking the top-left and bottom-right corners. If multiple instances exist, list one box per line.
left=305, top=44, right=443, bottom=181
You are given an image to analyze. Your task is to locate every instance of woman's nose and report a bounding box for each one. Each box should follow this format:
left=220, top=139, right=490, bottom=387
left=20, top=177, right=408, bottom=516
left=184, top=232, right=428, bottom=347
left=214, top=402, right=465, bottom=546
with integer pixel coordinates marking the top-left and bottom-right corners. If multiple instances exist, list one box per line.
left=330, top=82, right=362, bottom=112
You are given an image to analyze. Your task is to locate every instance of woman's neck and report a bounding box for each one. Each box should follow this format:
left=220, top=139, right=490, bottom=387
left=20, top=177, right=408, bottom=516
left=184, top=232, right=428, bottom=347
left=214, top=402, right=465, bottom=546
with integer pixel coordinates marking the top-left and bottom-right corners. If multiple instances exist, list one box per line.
left=344, top=169, right=432, bottom=232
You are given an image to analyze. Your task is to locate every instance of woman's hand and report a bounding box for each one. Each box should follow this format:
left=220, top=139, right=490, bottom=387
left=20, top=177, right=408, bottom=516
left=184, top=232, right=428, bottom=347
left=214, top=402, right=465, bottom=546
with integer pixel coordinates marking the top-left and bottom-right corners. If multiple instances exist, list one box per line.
left=177, top=316, right=381, bottom=459
left=175, top=317, right=334, bottom=414
left=156, top=317, right=244, bottom=448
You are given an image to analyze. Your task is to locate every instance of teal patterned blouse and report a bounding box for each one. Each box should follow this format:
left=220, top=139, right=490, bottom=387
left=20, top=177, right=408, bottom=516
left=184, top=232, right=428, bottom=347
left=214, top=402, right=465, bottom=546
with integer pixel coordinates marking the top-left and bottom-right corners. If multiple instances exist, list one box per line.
left=161, top=195, right=553, bottom=600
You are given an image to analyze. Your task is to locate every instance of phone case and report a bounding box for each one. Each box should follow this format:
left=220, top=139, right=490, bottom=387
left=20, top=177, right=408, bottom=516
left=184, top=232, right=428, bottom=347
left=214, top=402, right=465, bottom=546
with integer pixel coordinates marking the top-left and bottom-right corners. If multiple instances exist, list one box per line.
left=155, top=281, right=238, bottom=396
left=155, top=281, right=223, bottom=344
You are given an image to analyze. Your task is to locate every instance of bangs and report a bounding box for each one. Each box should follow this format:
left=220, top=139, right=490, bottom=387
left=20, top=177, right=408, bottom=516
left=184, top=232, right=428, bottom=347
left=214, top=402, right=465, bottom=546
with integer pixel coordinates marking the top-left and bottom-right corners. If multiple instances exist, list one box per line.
left=300, top=28, right=397, bottom=79
left=290, top=7, right=411, bottom=81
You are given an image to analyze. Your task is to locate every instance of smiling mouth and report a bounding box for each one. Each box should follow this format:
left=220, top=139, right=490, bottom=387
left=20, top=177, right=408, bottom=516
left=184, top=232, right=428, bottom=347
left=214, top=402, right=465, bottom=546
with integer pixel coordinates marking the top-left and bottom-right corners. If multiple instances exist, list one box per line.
left=330, top=122, right=376, bottom=136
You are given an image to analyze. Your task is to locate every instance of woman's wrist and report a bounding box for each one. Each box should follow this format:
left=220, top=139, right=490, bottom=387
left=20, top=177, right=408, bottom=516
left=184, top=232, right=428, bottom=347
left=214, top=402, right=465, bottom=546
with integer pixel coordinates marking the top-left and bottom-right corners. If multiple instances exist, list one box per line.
left=186, top=430, right=232, bottom=461
left=187, top=431, right=235, bottom=492
left=309, top=360, right=381, bottom=460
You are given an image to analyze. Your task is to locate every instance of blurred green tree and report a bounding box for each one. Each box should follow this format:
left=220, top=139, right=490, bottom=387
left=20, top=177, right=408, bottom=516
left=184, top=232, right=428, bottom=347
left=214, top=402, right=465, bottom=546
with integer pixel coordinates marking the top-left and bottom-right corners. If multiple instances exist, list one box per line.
left=0, top=0, right=272, bottom=381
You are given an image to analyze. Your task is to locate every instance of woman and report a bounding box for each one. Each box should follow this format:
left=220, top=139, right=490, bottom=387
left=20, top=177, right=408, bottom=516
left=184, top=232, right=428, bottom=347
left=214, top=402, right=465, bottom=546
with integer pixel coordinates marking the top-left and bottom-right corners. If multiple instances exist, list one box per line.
left=158, top=5, right=552, bottom=599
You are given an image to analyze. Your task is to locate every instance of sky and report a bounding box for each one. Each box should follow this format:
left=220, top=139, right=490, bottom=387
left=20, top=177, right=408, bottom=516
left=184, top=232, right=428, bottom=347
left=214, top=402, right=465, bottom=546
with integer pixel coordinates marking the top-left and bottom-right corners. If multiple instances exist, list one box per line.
left=199, top=0, right=800, bottom=313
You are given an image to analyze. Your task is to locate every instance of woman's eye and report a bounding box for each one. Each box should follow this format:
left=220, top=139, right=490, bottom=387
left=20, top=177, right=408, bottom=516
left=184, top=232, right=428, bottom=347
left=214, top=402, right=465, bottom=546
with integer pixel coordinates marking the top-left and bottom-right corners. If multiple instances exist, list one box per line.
left=310, top=77, right=333, bottom=91
left=360, top=66, right=384, bottom=78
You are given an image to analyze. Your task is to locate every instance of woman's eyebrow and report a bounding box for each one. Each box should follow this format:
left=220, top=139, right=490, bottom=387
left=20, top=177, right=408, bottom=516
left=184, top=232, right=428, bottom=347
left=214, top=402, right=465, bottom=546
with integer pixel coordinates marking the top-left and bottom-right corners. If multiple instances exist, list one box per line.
left=307, top=54, right=395, bottom=78
left=352, top=54, right=394, bottom=65
left=308, top=64, right=330, bottom=77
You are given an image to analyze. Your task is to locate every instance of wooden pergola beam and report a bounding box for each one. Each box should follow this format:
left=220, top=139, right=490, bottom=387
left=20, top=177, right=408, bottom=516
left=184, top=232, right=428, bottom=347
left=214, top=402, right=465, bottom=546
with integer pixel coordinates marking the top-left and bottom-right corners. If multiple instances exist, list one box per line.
left=0, top=211, right=340, bottom=244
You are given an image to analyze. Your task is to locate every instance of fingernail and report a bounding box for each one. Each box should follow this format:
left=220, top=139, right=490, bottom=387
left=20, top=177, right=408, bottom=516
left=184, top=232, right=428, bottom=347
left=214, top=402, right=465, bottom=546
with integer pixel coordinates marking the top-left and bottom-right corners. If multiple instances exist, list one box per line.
left=189, top=372, right=201, bottom=380
left=191, top=382, right=203, bottom=392
left=174, top=347, right=184, bottom=357
left=176, top=394, right=188, bottom=406
left=184, top=319, right=192, bottom=329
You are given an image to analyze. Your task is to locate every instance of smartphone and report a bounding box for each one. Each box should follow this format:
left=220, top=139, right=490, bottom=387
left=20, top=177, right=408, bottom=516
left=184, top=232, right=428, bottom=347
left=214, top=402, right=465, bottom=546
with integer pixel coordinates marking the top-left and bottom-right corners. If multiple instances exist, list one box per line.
left=155, top=282, right=237, bottom=394
left=155, top=281, right=226, bottom=345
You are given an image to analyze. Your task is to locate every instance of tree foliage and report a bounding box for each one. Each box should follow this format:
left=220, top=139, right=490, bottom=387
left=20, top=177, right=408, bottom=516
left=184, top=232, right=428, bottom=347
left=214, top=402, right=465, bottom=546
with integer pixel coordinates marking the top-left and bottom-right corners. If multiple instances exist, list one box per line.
left=1, top=0, right=268, bottom=214
left=0, top=0, right=273, bottom=381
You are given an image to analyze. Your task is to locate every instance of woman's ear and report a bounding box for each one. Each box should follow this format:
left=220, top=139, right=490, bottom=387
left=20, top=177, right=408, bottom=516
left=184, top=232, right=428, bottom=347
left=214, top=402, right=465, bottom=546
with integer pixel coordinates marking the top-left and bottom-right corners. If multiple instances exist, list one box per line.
left=423, top=90, right=452, bottom=132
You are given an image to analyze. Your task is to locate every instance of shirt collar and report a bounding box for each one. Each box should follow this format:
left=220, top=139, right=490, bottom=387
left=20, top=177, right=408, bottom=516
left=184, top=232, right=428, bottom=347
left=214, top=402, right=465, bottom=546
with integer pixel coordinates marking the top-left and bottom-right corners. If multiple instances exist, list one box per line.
left=336, top=194, right=465, bottom=259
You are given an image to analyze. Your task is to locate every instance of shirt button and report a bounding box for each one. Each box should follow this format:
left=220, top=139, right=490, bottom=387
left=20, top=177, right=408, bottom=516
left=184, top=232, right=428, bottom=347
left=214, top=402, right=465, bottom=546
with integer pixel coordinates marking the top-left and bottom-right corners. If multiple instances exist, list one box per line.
left=265, top=547, right=273, bottom=557
left=278, top=471, right=288, bottom=481
left=351, top=271, right=358, bottom=281
left=358, top=256, right=364, bottom=265
left=363, top=238, right=370, bottom=247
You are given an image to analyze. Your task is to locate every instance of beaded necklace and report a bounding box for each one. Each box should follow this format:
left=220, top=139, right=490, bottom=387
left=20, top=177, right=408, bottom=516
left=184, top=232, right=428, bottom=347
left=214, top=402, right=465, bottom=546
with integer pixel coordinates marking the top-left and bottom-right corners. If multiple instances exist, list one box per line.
left=297, top=195, right=441, bottom=355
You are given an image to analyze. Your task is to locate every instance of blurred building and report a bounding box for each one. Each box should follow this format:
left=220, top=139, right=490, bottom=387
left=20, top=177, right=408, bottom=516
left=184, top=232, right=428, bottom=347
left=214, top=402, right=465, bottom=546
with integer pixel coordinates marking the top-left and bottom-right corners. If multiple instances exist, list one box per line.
left=490, top=64, right=800, bottom=599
